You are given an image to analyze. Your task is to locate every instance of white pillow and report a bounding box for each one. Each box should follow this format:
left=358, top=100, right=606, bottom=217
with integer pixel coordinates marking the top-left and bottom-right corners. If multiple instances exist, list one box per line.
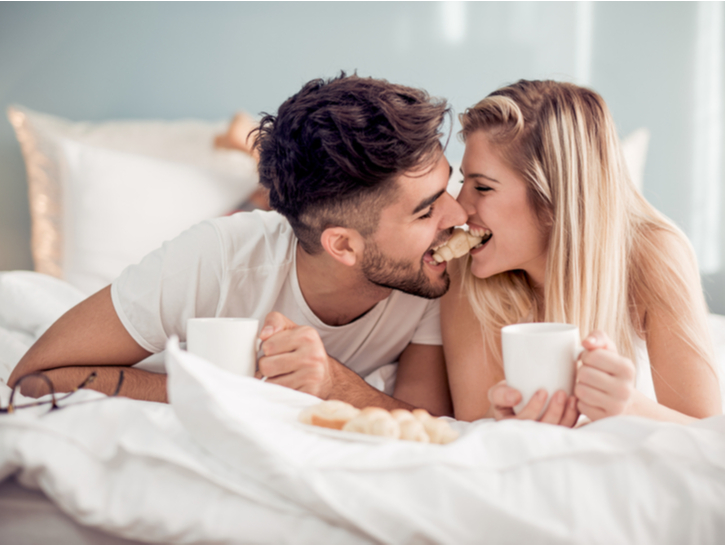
left=8, top=105, right=259, bottom=295
left=621, top=128, right=650, bottom=193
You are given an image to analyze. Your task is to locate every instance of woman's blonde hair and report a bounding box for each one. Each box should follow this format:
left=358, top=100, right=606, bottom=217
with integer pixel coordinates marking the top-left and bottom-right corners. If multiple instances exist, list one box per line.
left=460, top=80, right=714, bottom=375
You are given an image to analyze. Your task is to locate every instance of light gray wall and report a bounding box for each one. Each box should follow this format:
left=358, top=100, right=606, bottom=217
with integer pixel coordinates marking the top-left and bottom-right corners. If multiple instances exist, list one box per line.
left=2, top=2, right=724, bottom=311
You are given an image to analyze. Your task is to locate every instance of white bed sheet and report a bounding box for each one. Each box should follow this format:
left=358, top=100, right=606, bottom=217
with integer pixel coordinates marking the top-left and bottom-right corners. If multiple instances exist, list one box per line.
left=1, top=271, right=725, bottom=544
left=0, top=477, right=142, bottom=545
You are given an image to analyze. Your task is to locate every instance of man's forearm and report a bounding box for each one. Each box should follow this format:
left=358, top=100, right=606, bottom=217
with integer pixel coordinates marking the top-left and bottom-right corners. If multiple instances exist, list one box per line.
left=327, top=359, right=415, bottom=411
left=24, top=366, right=168, bottom=403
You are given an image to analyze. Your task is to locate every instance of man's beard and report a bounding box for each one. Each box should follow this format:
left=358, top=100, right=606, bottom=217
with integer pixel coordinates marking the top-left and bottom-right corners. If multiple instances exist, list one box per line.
left=361, top=241, right=450, bottom=299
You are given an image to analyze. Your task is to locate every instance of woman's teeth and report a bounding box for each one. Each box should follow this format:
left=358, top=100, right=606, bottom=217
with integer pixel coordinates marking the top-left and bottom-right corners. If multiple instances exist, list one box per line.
left=469, top=227, right=491, bottom=238
left=469, top=227, right=492, bottom=250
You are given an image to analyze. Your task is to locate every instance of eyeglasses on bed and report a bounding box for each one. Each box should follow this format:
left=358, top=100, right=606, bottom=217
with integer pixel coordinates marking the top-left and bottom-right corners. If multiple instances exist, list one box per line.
left=0, top=370, right=125, bottom=415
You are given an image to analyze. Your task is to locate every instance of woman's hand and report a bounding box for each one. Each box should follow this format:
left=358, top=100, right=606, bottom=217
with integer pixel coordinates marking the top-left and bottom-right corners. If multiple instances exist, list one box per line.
left=575, top=330, right=636, bottom=421
left=488, top=380, right=579, bottom=427
left=214, top=112, right=260, bottom=160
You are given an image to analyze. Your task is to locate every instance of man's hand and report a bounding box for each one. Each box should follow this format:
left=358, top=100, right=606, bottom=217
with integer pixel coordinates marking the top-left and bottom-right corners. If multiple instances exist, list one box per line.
left=256, top=312, right=336, bottom=398
left=488, top=380, right=579, bottom=427
left=256, top=313, right=438, bottom=412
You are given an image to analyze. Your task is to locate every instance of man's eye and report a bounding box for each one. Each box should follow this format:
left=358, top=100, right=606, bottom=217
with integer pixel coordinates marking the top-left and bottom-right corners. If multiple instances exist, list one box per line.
left=419, top=206, right=434, bottom=219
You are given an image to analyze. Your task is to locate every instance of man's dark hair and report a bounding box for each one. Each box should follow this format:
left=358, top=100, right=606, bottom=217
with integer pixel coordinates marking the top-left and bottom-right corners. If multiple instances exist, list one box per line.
left=253, top=73, right=450, bottom=254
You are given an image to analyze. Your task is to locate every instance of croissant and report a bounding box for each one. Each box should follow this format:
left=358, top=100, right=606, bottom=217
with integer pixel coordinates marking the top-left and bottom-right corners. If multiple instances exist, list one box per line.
left=432, top=228, right=483, bottom=263
left=342, top=407, right=401, bottom=439
left=298, top=400, right=360, bottom=430
left=391, top=409, right=430, bottom=443
left=411, top=408, right=433, bottom=422
left=411, top=408, right=458, bottom=444
left=421, top=418, right=459, bottom=445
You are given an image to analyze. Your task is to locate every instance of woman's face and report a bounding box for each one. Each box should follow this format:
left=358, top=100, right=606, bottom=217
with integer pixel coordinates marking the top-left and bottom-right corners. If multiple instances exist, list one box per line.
left=458, top=130, right=549, bottom=288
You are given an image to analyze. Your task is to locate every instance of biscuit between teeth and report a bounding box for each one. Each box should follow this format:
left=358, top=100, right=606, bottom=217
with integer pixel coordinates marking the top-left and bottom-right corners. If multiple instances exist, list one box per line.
left=432, top=228, right=484, bottom=263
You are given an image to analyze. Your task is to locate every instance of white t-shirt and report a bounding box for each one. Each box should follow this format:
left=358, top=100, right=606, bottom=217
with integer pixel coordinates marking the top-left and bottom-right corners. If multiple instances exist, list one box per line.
left=111, top=211, right=442, bottom=378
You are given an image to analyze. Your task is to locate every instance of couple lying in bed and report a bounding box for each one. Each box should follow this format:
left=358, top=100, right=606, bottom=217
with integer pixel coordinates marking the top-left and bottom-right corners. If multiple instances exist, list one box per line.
left=9, top=74, right=722, bottom=426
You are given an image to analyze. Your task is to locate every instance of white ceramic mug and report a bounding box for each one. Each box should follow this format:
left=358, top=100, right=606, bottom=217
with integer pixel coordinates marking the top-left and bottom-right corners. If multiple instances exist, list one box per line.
left=501, top=322, right=582, bottom=414
left=186, top=317, right=259, bottom=376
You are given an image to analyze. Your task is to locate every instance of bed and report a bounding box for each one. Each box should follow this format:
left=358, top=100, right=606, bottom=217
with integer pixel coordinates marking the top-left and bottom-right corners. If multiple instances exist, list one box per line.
left=2, top=108, right=725, bottom=544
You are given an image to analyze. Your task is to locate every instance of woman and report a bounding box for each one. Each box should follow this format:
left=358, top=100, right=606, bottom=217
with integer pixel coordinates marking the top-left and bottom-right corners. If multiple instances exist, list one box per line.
left=442, top=80, right=722, bottom=425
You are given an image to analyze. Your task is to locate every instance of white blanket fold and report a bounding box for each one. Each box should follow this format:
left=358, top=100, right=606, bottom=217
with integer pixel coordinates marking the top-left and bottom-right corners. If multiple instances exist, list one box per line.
left=164, top=339, right=725, bottom=545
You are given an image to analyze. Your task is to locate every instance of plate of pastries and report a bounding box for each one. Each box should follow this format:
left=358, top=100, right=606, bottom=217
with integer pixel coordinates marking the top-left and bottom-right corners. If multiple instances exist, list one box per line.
left=298, top=400, right=459, bottom=444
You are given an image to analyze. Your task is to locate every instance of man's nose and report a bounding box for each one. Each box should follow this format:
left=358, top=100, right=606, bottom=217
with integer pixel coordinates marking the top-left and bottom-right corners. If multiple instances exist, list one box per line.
left=456, top=190, right=476, bottom=217
left=442, top=192, right=467, bottom=227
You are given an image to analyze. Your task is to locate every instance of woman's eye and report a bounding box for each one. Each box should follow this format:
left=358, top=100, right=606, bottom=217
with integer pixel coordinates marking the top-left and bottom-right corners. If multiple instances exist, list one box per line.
left=460, top=178, right=491, bottom=193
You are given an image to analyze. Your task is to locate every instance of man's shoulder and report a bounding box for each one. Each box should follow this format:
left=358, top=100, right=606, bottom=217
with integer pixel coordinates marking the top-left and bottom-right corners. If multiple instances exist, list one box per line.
left=211, top=209, right=291, bottom=234
left=211, top=210, right=293, bottom=247
left=210, top=210, right=296, bottom=271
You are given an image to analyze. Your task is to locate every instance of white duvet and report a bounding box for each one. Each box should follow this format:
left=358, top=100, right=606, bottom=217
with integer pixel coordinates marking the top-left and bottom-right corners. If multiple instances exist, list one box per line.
left=1, top=271, right=725, bottom=544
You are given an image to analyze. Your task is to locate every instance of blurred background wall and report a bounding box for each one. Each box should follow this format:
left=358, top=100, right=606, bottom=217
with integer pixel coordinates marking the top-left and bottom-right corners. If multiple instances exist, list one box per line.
left=1, top=1, right=724, bottom=310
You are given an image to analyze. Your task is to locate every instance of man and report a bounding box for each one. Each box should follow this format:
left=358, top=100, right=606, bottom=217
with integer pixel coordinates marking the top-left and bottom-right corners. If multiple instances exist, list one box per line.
left=9, top=74, right=466, bottom=416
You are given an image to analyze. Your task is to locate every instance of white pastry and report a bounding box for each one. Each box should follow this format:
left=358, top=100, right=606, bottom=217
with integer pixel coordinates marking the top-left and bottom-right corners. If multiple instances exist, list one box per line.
left=298, top=400, right=360, bottom=430
left=412, top=408, right=458, bottom=444
left=342, top=407, right=401, bottom=439
left=421, top=418, right=459, bottom=445
left=391, top=409, right=430, bottom=442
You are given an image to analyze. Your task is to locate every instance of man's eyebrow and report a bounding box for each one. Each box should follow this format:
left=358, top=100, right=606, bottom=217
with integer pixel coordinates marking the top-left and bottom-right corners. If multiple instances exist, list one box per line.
left=413, top=189, right=446, bottom=214
left=460, top=168, right=500, bottom=184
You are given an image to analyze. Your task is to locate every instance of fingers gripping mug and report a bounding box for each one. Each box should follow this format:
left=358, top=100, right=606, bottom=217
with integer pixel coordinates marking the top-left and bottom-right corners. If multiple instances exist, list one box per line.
left=501, top=323, right=583, bottom=414
left=186, top=318, right=259, bottom=376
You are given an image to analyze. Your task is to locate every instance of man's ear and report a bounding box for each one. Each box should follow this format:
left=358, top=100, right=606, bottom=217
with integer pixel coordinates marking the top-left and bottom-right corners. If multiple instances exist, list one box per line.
left=320, top=227, right=365, bottom=267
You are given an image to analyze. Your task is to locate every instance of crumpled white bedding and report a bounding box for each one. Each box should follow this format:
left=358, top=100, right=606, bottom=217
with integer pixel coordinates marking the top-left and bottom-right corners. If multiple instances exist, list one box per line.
left=1, top=271, right=725, bottom=544
left=0, top=271, right=86, bottom=381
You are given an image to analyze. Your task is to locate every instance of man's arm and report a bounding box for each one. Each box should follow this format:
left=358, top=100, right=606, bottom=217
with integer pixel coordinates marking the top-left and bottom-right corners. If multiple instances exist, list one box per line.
left=8, top=286, right=164, bottom=401
left=325, top=358, right=417, bottom=412
left=257, top=312, right=452, bottom=415
left=41, top=366, right=167, bottom=402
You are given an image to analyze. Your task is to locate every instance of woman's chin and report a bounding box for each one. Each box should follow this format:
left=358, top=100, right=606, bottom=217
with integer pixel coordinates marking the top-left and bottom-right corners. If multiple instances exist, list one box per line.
left=469, top=254, right=508, bottom=280
left=470, top=262, right=493, bottom=279
left=469, top=247, right=495, bottom=279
